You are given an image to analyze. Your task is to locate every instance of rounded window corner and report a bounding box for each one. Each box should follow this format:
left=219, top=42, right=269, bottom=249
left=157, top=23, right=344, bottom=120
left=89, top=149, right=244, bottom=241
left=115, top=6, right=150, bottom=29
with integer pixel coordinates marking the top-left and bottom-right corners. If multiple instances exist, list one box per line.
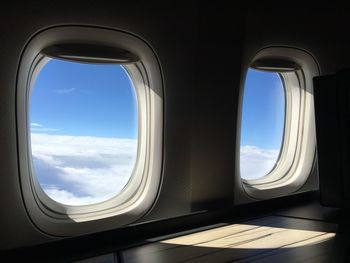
left=238, top=46, right=319, bottom=200
left=17, top=26, right=163, bottom=236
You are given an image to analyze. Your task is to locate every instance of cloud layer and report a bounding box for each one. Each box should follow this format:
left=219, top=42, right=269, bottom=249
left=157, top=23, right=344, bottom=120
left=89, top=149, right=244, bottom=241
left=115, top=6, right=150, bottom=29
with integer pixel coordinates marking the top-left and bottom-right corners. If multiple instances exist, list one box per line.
left=31, top=133, right=279, bottom=205
left=31, top=133, right=137, bottom=206
left=240, top=146, right=280, bottom=180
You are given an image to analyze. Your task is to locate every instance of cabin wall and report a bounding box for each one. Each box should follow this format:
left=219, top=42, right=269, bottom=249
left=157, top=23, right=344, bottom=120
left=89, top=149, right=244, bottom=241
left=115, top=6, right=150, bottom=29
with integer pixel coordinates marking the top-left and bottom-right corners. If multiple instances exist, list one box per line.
left=0, top=2, right=348, bottom=250
left=0, top=1, right=199, bottom=249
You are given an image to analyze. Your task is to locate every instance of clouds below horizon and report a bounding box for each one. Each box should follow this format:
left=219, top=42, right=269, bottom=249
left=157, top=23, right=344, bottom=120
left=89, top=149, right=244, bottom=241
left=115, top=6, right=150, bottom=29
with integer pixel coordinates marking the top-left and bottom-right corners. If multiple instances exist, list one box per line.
left=240, top=145, right=280, bottom=180
left=30, top=133, right=279, bottom=206
left=31, top=133, right=137, bottom=205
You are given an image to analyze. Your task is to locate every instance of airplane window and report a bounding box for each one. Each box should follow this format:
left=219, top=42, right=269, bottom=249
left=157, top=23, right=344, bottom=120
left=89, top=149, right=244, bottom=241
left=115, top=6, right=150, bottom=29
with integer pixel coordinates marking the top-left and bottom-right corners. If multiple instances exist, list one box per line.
left=240, top=68, right=285, bottom=180
left=18, top=27, right=163, bottom=232
left=30, top=59, right=138, bottom=206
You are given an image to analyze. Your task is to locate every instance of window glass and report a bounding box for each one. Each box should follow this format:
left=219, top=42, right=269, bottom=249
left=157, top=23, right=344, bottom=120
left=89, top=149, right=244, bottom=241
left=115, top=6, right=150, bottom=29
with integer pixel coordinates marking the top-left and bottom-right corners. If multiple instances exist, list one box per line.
left=240, top=68, right=285, bottom=180
left=30, top=59, right=138, bottom=206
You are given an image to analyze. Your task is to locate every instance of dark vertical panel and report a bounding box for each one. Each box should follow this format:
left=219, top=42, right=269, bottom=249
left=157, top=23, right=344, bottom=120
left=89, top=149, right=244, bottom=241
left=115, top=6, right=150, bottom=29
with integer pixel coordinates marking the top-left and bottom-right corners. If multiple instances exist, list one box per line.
left=314, top=74, right=343, bottom=207
left=314, top=69, right=350, bottom=207
left=189, top=3, right=244, bottom=210
left=140, top=2, right=199, bottom=220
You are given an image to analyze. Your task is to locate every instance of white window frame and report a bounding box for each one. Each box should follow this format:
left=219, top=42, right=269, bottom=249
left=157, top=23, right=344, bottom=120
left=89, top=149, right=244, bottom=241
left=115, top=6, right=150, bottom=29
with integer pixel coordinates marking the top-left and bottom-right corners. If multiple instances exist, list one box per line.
left=17, top=26, right=163, bottom=236
left=237, top=47, right=319, bottom=200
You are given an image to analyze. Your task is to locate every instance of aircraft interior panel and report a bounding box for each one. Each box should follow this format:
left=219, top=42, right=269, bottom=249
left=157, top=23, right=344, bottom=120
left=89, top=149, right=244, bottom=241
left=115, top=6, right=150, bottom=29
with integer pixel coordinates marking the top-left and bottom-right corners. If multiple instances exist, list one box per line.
left=0, top=2, right=349, bottom=262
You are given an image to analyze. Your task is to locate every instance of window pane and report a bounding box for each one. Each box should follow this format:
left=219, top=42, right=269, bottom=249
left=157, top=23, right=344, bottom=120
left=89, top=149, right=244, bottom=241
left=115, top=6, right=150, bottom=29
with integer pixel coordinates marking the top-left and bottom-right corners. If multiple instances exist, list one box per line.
left=240, top=68, right=285, bottom=180
left=30, top=59, right=138, bottom=206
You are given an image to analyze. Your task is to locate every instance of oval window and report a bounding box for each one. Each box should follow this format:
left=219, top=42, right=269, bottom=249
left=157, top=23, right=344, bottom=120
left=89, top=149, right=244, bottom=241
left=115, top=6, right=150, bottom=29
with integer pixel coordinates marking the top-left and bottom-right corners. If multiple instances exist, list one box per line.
left=30, top=58, right=138, bottom=206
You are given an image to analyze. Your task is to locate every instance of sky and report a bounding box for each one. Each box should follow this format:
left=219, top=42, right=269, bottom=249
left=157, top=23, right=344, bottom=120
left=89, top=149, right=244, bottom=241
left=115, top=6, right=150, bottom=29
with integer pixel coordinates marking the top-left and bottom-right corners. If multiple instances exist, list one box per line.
left=240, top=68, right=285, bottom=180
left=30, top=60, right=285, bottom=206
left=30, top=59, right=138, bottom=205
left=30, top=59, right=138, bottom=139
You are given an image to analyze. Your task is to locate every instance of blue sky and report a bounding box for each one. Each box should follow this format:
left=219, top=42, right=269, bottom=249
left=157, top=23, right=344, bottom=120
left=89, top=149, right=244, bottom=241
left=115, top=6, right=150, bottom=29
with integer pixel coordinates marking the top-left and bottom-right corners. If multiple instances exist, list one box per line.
left=240, top=68, right=285, bottom=150
left=29, top=59, right=286, bottom=203
left=30, top=59, right=138, bottom=139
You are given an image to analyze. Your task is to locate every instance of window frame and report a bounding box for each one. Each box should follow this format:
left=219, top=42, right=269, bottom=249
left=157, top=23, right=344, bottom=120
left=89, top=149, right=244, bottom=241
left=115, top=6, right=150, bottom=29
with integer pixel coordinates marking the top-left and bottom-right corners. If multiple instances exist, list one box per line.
left=237, top=47, right=320, bottom=200
left=17, top=26, right=163, bottom=236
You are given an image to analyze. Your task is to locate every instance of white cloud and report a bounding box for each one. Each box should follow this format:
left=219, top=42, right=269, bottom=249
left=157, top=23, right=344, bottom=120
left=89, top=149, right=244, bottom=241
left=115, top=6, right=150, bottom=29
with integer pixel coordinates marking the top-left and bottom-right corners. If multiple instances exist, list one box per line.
left=30, top=123, right=42, bottom=127
left=43, top=186, right=110, bottom=206
left=30, top=123, right=60, bottom=133
left=31, top=133, right=137, bottom=206
left=240, top=146, right=280, bottom=180
left=31, top=134, right=278, bottom=204
left=31, top=127, right=60, bottom=132
left=54, top=88, right=76, bottom=94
